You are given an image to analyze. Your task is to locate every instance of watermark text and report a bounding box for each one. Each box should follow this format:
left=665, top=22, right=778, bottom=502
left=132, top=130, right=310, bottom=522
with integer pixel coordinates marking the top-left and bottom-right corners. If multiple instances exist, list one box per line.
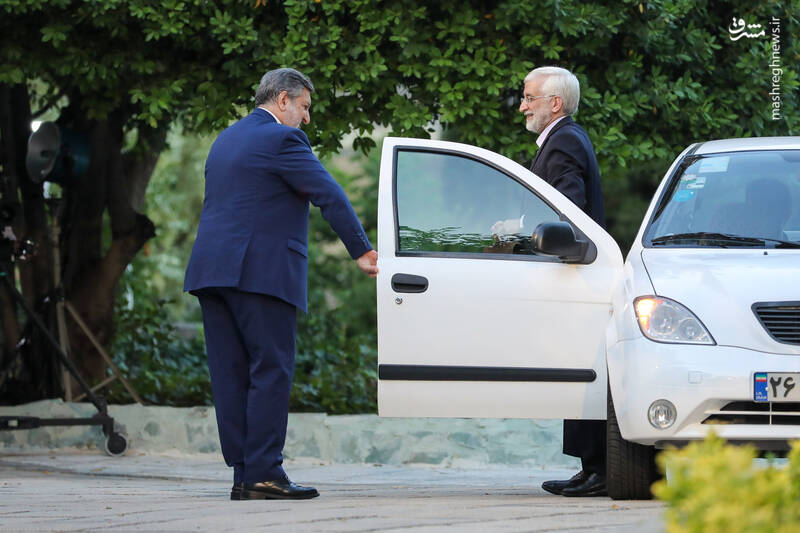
left=769, top=16, right=781, bottom=121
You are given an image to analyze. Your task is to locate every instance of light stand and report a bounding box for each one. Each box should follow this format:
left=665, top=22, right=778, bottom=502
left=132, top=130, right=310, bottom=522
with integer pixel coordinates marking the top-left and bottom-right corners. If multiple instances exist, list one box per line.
left=0, top=266, right=128, bottom=455
left=0, top=121, right=142, bottom=455
left=45, top=198, right=143, bottom=405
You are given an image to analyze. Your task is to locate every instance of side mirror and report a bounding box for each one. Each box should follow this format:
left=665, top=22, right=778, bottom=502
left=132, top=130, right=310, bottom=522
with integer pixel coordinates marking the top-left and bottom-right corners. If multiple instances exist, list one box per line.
left=531, top=222, right=595, bottom=264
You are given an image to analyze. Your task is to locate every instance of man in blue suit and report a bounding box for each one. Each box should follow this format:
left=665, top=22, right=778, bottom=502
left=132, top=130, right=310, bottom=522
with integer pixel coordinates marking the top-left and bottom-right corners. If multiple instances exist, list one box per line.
left=184, top=68, right=378, bottom=501
left=520, top=66, right=608, bottom=497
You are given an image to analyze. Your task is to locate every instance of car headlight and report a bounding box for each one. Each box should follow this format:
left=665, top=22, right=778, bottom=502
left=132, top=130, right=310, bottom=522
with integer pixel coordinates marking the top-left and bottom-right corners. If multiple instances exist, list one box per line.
left=634, top=296, right=715, bottom=345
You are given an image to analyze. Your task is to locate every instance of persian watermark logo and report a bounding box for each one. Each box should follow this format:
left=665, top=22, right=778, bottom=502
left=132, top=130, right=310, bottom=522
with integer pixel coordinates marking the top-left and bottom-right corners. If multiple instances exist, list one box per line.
left=727, top=16, right=781, bottom=121
left=727, top=17, right=765, bottom=40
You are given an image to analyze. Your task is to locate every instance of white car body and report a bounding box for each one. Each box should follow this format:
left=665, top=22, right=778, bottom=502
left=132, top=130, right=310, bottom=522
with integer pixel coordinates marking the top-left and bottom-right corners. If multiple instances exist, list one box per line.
left=375, top=136, right=800, bottom=497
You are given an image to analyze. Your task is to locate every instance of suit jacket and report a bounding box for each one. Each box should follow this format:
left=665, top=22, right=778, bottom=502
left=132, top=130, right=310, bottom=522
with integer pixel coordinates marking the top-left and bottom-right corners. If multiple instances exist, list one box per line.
left=533, top=117, right=609, bottom=462
left=531, top=116, right=606, bottom=228
left=184, top=108, right=372, bottom=312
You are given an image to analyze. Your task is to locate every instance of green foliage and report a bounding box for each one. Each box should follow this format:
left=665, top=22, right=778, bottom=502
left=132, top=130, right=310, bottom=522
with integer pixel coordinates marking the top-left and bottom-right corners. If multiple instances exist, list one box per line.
left=7, top=0, right=798, bottom=409
left=107, top=290, right=211, bottom=407
left=134, top=128, right=214, bottom=323
left=5, top=1, right=795, bottom=155
left=107, top=157, right=210, bottom=406
left=654, top=434, right=800, bottom=533
left=292, top=298, right=378, bottom=414
left=291, top=147, right=381, bottom=413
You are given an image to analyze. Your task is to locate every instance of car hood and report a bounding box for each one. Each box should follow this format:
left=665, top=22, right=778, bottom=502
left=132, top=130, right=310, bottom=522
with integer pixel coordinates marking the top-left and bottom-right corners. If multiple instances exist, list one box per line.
left=640, top=248, right=800, bottom=355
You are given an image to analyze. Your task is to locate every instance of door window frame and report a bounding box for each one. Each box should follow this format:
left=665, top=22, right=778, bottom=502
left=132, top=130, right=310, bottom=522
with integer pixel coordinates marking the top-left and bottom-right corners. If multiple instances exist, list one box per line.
left=391, top=145, right=591, bottom=262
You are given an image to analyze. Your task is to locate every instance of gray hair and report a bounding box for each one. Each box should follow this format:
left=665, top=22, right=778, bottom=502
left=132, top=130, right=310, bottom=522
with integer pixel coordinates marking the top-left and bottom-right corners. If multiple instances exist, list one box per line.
left=524, top=66, right=580, bottom=115
left=254, top=68, right=314, bottom=106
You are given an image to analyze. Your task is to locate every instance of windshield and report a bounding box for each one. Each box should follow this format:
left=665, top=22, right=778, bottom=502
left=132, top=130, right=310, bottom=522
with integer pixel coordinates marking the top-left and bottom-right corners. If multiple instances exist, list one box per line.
left=645, top=150, right=800, bottom=248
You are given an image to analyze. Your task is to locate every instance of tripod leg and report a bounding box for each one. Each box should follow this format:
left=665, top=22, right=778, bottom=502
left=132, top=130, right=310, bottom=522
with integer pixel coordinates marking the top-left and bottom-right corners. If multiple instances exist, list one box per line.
left=65, top=301, right=144, bottom=404
left=56, top=299, right=72, bottom=401
left=48, top=208, right=73, bottom=401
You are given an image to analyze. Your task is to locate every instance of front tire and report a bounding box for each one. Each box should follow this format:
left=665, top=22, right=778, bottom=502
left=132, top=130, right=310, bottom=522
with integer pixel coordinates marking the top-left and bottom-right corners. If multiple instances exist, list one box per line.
left=606, top=391, right=659, bottom=500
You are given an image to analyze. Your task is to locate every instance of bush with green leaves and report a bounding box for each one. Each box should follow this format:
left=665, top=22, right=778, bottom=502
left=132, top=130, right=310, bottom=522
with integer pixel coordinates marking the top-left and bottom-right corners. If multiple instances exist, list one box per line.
left=292, top=295, right=377, bottom=414
left=107, top=297, right=211, bottom=407
left=289, top=148, right=380, bottom=413
left=107, top=280, right=379, bottom=412
left=654, top=434, right=800, bottom=533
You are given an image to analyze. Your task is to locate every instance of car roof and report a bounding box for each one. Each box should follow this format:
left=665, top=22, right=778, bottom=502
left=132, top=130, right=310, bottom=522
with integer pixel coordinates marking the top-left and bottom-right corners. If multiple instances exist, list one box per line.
left=694, top=136, right=800, bottom=154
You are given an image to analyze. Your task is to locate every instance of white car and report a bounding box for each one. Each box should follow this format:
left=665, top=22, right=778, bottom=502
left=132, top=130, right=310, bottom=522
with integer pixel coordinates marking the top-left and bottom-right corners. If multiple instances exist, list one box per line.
left=375, top=136, right=800, bottom=500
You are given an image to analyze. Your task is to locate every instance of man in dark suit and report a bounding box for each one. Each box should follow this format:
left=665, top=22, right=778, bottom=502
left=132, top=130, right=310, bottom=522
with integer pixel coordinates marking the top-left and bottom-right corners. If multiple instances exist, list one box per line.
left=184, top=68, right=378, bottom=501
left=520, top=66, right=608, bottom=497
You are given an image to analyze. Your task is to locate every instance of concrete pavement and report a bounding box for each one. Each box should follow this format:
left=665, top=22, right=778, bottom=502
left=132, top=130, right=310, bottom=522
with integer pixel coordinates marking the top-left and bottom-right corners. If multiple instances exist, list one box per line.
left=1, top=401, right=665, bottom=531
left=0, top=450, right=664, bottom=532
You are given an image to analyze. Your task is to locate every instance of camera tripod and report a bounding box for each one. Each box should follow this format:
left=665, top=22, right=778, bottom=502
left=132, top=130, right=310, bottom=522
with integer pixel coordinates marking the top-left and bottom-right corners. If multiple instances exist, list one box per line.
left=0, top=268, right=128, bottom=456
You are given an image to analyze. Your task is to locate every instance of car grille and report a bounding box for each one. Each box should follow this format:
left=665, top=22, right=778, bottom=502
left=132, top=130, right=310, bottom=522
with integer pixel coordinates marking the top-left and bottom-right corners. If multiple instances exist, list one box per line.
left=703, top=401, right=800, bottom=425
left=752, top=302, right=800, bottom=345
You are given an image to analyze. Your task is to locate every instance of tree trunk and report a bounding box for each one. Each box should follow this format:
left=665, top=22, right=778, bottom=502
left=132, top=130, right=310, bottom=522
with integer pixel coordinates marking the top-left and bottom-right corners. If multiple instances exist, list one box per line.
left=59, top=111, right=161, bottom=382
left=0, top=88, right=161, bottom=400
left=0, top=82, right=62, bottom=402
left=0, top=84, right=22, bottom=360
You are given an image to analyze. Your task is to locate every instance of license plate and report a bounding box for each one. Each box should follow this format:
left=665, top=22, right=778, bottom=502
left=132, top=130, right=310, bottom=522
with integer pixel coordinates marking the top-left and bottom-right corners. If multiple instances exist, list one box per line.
left=754, top=372, right=800, bottom=402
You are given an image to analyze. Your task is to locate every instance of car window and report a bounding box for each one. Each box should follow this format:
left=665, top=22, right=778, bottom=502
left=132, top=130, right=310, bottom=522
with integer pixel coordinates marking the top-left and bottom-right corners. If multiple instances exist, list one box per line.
left=395, top=149, right=560, bottom=255
left=645, top=150, right=800, bottom=247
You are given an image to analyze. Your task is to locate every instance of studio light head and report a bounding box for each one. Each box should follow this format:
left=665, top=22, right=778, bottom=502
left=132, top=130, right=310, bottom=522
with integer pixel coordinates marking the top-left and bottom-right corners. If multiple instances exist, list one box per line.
left=25, top=122, right=90, bottom=185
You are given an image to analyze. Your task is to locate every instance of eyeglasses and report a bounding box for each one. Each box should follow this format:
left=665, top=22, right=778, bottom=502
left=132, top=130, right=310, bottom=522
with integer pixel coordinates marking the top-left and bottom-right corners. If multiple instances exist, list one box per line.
left=520, top=94, right=556, bottom=104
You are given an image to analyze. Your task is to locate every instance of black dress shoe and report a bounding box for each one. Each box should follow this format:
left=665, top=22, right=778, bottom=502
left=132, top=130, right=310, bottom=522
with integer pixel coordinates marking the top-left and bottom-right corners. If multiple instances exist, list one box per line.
left=560, top=472, right=607, bottom=497
left=240, top=479, right=319, bottom=500
left=231, top=483, right=243, bottom=500
left=542, top=470, right=589, bottom=495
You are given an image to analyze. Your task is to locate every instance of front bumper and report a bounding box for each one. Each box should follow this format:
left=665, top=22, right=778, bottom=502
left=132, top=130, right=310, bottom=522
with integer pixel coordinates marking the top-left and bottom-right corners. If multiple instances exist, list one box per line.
left=607, top=337, right=800, bottom=448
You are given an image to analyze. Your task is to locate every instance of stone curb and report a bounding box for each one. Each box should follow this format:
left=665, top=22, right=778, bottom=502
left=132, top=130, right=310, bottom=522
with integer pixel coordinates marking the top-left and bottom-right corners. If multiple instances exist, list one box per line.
left=0, top=399, right=579, bottom=468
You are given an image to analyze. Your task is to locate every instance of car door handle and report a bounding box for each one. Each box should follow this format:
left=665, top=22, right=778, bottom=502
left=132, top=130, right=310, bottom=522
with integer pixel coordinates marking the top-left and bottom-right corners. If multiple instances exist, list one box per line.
left=391, top=273, right=429, bottom=293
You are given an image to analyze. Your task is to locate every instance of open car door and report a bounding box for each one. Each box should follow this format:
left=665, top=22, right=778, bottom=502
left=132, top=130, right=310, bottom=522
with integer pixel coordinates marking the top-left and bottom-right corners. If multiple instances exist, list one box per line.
left=377, top=138, right=623, bottom=419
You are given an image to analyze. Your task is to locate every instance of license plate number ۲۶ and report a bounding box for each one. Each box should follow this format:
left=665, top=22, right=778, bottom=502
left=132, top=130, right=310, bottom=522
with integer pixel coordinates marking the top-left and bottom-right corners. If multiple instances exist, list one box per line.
left=754, top=372, right=800, bottom=402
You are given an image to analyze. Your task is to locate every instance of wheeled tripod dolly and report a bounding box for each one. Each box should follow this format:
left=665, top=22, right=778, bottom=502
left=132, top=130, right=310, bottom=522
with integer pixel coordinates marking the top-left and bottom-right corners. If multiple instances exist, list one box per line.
left=0, top=270, right=128, bottom=456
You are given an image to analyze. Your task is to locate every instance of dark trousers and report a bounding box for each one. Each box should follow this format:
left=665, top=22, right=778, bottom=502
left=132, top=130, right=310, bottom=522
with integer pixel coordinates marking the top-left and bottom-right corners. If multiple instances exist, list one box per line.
left=195, top=287, right=297, bottom=485
left=563, top=419, right=606, bottom=476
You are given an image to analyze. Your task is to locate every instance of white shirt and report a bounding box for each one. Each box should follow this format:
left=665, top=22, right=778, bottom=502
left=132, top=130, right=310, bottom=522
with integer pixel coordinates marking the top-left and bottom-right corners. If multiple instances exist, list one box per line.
left=536, top=115, right=567, bottom=147
left=517, top=115, right=568, bottom=232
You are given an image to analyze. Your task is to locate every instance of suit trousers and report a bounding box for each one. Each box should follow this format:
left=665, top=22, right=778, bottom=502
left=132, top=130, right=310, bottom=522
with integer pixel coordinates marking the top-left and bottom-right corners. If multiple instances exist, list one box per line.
left=195, top=287, right=297, bottom=485
left=563, top=419, right=607, bottom=476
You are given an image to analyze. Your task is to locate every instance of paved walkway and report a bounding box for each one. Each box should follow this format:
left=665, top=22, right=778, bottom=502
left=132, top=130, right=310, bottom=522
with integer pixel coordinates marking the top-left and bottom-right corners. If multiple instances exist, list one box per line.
left=0, top=450, right=664, bottom=532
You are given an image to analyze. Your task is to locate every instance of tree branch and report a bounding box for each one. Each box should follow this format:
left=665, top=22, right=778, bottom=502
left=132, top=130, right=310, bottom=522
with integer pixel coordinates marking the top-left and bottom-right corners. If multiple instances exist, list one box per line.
left=30, top=89, right=66, bottom=120
left=122, top=126, right=168, bottom=214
